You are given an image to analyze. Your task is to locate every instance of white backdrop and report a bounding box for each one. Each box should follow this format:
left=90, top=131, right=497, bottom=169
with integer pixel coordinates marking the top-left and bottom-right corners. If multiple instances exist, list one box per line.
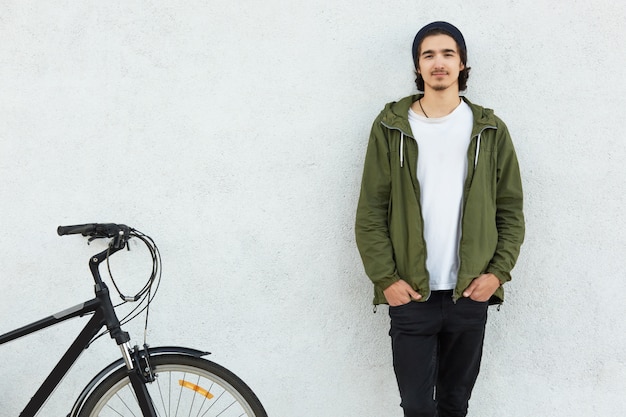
left=1, top=1, right=625, bottom=416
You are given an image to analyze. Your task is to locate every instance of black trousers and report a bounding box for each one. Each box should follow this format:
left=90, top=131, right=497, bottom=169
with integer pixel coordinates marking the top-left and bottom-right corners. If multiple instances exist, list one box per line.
left=389, top=291, right=488, bottom=417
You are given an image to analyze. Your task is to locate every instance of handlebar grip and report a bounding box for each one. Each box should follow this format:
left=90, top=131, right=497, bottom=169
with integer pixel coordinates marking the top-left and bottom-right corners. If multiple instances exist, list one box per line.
left=57, top=224, right=98, bottom=236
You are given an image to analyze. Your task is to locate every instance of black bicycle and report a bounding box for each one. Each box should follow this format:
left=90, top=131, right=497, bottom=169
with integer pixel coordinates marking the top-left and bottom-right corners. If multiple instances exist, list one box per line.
left=0, top=223, right=268, bottom=417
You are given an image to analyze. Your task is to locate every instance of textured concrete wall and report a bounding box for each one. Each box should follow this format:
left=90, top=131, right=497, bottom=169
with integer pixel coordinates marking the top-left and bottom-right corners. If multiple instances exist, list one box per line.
left=1, top=1, right=625, bottom=416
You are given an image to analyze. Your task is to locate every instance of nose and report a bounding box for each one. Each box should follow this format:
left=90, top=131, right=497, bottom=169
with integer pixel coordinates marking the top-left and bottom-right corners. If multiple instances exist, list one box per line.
left=433, top=54, right=445, bottom=68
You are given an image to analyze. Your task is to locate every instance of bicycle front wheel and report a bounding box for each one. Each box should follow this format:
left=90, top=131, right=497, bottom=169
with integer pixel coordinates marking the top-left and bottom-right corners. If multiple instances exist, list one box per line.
left=78, top=354, right=267, bottom=417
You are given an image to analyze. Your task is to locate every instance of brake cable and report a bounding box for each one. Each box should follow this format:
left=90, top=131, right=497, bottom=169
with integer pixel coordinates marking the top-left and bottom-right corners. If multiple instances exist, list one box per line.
left=88, top=229, right=162, bottom=347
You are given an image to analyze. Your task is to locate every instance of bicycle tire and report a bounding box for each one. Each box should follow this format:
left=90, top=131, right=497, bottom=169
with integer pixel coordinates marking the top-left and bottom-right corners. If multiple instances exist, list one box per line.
left=77, top=354, right=268, bottom=417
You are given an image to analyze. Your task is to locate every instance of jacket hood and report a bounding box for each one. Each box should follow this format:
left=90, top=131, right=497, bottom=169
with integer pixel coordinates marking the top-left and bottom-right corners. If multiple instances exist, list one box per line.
left=380, top=94, right=498, bottom=138
left=379, top=94, right=499, bottom=169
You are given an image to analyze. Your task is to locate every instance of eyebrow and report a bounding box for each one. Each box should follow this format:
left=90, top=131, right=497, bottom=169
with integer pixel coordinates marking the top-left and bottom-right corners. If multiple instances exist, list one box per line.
left=421, top=48, right=458, bottom=56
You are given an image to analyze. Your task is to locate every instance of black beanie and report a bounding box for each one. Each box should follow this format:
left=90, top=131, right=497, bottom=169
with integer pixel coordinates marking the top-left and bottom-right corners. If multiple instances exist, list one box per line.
left=412, top=21, right=466, bottom=66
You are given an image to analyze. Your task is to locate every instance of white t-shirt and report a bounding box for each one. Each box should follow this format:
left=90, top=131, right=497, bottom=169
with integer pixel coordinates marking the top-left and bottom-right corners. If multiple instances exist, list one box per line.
left=408, top=101, right=473, bottom=291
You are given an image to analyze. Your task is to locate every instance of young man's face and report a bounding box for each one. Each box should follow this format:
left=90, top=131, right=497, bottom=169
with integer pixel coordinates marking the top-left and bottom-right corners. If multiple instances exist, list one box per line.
left=417, top=34, right=465, bottom=92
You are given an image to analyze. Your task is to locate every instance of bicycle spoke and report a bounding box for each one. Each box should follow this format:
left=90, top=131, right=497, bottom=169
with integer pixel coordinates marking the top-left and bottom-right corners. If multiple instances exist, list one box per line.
left=106, top=387, right=138, bottom=417
left=154, top=373, right=168, bottom=416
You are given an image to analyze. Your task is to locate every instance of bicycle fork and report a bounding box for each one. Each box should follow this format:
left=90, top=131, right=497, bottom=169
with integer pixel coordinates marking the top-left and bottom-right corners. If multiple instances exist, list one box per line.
left=98, top=301, right=158, bottom=415
left=121, top=343, right=158, bottom=417
left=120, top=342, right=157, bottom=417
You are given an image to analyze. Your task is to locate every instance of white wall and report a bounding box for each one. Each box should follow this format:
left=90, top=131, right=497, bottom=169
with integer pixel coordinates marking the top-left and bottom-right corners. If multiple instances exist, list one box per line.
left=1, top=1, right=625, bottom=416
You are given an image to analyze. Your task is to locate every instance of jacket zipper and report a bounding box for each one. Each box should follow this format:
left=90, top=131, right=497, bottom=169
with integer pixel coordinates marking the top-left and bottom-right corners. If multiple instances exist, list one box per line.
left=453, top=125, right=497, bottom=303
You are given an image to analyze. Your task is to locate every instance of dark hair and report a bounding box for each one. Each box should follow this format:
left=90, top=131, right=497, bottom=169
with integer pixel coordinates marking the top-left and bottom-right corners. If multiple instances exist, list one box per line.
left=414, top=29, right=471, bottom=91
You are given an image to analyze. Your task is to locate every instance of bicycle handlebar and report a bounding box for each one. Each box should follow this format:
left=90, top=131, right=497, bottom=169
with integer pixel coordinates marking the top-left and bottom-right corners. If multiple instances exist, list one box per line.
left=57, top=223, right=97, bottom=236
left=57, top=223, right=130, bottom=238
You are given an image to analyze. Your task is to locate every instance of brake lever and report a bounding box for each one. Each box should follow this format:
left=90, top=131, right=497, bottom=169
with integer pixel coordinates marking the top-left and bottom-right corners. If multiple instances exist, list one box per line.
left=87, top=235, right=106, bottom=245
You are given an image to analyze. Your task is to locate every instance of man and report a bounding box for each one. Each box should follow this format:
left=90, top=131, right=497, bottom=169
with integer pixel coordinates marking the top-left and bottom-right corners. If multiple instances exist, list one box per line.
left=355, top=21, right=524, bottom=417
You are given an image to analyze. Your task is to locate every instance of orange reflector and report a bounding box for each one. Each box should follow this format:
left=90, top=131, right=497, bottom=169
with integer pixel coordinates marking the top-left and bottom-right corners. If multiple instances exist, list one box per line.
left=179, top=380, right=214, bottom=399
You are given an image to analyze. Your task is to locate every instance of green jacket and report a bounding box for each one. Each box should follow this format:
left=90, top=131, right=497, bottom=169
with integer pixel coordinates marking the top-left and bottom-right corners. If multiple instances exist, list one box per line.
left=355, top=95, right=524, bottom=305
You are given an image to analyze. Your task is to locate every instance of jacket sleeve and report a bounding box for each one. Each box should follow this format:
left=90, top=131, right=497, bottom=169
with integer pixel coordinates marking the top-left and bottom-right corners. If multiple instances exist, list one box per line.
left=486, top=120, right=525, bottom=283
left=355, top=118, right=401, bottom=290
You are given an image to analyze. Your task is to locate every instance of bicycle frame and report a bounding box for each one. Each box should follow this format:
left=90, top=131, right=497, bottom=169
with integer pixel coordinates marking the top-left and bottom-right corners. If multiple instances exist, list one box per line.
left=0, top=243, right=157, bottom=417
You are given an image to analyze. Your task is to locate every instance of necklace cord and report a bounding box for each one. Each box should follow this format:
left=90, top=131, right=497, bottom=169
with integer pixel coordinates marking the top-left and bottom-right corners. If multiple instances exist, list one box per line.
left=418, top=97, right=463, bottom=118
left=418, top=99, right=429, bottom=118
